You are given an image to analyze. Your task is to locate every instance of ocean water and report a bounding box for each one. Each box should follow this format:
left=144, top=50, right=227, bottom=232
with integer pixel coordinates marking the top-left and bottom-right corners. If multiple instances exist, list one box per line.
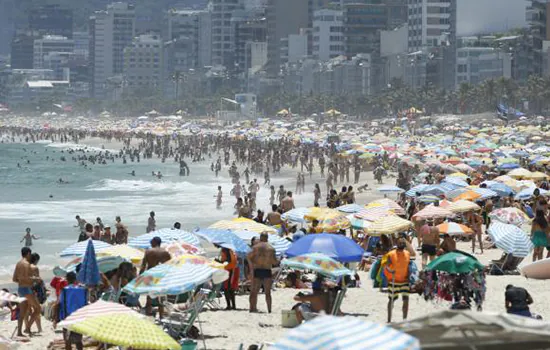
left=0, top=141, right=297, bottom=283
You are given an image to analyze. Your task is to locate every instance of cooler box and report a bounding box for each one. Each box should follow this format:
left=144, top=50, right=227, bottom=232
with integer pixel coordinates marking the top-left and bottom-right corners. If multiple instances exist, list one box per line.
left=281, top=309, right=299, bottom=328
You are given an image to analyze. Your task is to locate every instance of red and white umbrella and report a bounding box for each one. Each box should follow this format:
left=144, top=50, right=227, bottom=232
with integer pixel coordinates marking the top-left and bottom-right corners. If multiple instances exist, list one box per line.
left=57, top=300, right=140, bottom=327
left=0, top=290, right=25, bottom=304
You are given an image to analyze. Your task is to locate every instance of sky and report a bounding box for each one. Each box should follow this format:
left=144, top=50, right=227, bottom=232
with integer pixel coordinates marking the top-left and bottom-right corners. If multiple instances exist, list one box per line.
left=457, top=0, right=528, bottom=35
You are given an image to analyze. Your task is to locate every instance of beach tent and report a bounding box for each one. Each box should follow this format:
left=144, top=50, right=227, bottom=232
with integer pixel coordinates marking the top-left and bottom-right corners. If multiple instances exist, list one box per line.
left=395, top=310, right=550, bottom=350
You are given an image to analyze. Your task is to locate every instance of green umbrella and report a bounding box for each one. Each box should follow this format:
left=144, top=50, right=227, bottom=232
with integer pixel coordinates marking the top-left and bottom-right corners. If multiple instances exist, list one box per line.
left=425, top=251, right=484, bottom=274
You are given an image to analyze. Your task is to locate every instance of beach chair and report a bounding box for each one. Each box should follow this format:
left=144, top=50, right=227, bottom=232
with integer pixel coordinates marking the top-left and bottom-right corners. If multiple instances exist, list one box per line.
left=203, top=283, right=223, bottom=310
left=160, top=290, right=207, bottom=340
left=489, top=253, right=524, bottom=275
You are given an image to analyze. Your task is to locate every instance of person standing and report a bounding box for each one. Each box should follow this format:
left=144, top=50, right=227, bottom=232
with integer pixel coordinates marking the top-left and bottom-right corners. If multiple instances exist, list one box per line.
left=216, top=186, right=223, bottom=209
left=281, top=191, right=295, bottom=213
left=12, top=247, right=38, bottom=337
left=219, top=247, right=238, bottom=310
left=531, top=210, right=548, bottom=261
left=313, top=184, right=321, bottom=207
left=146, top=211, right=156, bottom=233
left=140, top=237, right=171, bottom=317
left=74, top=216, right=87, bottom=242
left=100, top=226, right=113, bottom=244
left=384, top=238, right=411, bottom=323
left=420, top=219, right=440, bottom=269
left=248, top=233, right=278, bottom=313
left=21, top=228, right=39, bottom=247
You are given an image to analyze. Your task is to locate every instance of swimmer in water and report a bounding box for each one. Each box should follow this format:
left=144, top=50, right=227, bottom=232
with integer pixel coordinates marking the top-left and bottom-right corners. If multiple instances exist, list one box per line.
left=129, top=170, right=136, bottom=176
left=157, top=171, right=163, bottom=179
left=21, top=228, right=39, bottom=247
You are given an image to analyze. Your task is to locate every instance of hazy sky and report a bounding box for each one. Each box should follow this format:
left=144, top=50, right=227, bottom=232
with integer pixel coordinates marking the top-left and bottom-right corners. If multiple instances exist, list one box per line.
left=457, top=0, right=528, bottom=35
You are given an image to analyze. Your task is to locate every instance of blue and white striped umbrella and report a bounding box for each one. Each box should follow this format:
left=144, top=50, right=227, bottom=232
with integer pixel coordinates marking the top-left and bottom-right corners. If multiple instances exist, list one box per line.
left=337, top=204, right=364, bottom=214
left=487, top=222, right=534, bottom=258
left=231, top=230, right=291, bottom=256
left=123, top=262, right=228, bottom=297
left=128, top=228, right=201, bottom=249
left=515, top=187, right=548, bottom=201
left=282, top=207, right=309, bottom=223
left=470, top=187, right=498, bottom=200
left=60, top=239, right=112, bottom=258
left=406, top=184, right=429, bottom=198
left=377, top=185, right=404, bottom=194
left=481, top=181, right=515, bottom=197
left=271, top=315, right=420, bottom=350
left=443, top=177, right=468, bottom=188
left=193, top=228, right=251, bottom=256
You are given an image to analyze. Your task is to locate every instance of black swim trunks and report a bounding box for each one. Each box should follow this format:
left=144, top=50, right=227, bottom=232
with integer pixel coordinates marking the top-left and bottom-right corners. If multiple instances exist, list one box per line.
left=253, top=268, right=272, bottom=279
left=421, top=244, right=437, bottom=256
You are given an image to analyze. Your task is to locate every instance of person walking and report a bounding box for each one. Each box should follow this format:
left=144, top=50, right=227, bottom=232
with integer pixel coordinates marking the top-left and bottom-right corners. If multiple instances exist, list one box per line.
left=384, top=238, right=411, bottom=323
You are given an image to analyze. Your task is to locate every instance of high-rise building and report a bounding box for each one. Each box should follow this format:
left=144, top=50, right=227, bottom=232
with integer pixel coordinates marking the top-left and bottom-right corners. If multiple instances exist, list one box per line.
left=343, top=3, right=388, bottom=58
left=89, top=2, right=135, bottom=98
left=10, top=31, right=38, bottom=69
left=33, top=35, right=74, bottom=69
left=312, top=9, right=344, bottom=61
left=266, top=0, right=309, bottom=75
left=529, top=0, right=550, bottom=75
left=29, top=4, right=73, bottom=39
left=211, top=0, right=244, bottom=67
left=123, top=34, right=163, bottom=93
left=234, top=16, right=267, bottom=74
left=167, top=9, right=212, bottom=68
left=407, top=0, right=456, bottom=52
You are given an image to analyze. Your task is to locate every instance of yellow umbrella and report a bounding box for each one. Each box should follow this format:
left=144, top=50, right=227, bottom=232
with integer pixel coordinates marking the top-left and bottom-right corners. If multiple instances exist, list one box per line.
left=508, top=168, right=533, bottom=179
left=303, top=207, right=351, bottom=232
left=525, top=171, right=549, bottom=180
left=97, top=245, right=144, bottom=264
left=209, top=218, right=278, bottom=234
left=449, top=172, right=468, bottom=178
left=447, top=200, right=481, bottom=213
left=69, top=314, right=180, bottom=350
left=277, top=109, right=289, bottom=115
left=366, top=216, right=412, bottom=236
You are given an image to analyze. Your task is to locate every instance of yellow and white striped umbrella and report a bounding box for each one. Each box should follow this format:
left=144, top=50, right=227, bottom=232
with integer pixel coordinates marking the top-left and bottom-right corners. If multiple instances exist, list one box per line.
left=367, top=216, right=412, bottom=236
left=97, top=244, right=144, bottom=264
left=209, top=217, right=278, bottom=234
left=446, top=200, right=481, bottom=214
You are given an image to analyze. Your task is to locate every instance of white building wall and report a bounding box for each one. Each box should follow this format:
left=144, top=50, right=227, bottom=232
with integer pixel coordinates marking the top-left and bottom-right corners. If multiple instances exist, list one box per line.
left=312, top=9, right=344, bottom=61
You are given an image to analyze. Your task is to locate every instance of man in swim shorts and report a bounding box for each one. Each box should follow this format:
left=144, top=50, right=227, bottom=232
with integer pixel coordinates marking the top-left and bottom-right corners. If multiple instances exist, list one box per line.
left=247, top=232, right=277, bottom=313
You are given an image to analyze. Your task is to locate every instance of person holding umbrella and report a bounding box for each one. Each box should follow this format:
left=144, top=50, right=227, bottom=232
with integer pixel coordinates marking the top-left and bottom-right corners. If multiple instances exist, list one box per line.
left=384, top=238, right=411, bottom=323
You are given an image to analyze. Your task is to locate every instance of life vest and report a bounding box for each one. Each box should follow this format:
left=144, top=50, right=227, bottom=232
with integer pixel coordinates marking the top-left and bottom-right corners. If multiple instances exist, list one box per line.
left=383, top=249, right=410, bottom=284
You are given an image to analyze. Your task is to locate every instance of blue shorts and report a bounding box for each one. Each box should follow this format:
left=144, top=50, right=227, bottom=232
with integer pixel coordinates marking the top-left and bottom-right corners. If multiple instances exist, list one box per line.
left=18, top=287, right=33, bottom=297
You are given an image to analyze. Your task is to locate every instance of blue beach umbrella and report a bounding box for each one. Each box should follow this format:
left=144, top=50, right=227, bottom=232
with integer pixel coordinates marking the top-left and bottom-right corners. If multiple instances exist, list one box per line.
left=281, top=207, right=309, bottom=223
left=406, top=184, right=429, bottom=198
left=487, top=222, right=534, bottom=258
left=231, top=230, right=291, bottom=256
left=377, top=185, right=404, bottom=194
left=470, top=187, right=498, bottom=200
left=443, top=177, right=469, bottom=188
left=416, top=195, right=440, bottom=204
left=193, top=228, right=251, bottom=256
left=499, top=163, right=520, bottom=170
left=482, top=181, right=515, bottom=197
left=271, top=315, right=420, bottom=350
left=515, top=187, right=548, bottom=201
left=128, top=228, right=201, bottom=249
left=336, top=204, right=364, bottom=214
left=60, top=239, right=112, bottom=258
left=281, top=253, right=353, bottom=279
left=285, top=233, right=364, bottom=263
left=77, top=240, right=101, bottom=286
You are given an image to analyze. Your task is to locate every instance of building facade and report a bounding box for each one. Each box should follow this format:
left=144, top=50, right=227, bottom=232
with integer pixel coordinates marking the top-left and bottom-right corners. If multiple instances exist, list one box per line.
left=529, top=0, right=550, bottom=75
left=89, top=2, right=136, bottom=98
left=167, top=9, right=212, bottom=69
left=123, top=34, right=163, bottom=93
left=312, top=9, right=344, bottom=61
left=33, top=35, right=74, bottom=69
left=28, top=4, right=73, bottom=39
left=211, top=0, right=244, bottom=67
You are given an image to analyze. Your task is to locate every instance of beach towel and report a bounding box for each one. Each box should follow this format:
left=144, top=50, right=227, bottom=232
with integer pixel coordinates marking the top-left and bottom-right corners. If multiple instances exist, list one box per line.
left=59, top=286, right=87, bottom=321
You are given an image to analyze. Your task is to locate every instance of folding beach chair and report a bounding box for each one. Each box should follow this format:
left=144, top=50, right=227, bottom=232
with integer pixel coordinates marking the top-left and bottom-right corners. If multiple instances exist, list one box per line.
left=489, top=253, right=523, bottom=275
left=202, top=283, right=223, bottom=310
left=160, top=290, right=207, bottom=339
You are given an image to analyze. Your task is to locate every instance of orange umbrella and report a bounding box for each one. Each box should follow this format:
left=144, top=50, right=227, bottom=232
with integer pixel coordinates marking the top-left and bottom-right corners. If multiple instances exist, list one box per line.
left=452, top=190, right=481, bottom=202
left=437, top=222, right=473, bottom=236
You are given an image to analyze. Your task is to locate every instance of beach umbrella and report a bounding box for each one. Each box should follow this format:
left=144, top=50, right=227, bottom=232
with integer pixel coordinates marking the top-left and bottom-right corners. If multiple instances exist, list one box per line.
left=525, top=171, right=549, bottom=180
left=481, top=181, right=515, bottom=197
left=443, top=177, right=469, bottom=188
left=367, top=216, right=413, bottom=236
left=487, top=222, right=534, bottom=258
left=406, top=184, right=429, bottom=197
left=336, top=203, right=364, bottom=214
left=508, top=168, right=532, bottom=179
left=347, top=215, right=372, bottom=229
left=231, top=230, right=291, bottom=256
left=447, top=200, right=480, bottom=213
left=128, top=228, right=201, bottom=249
left=166, top=255, right=225, bottom=269
left=97, top=244, right=144, bottom=264
left=58, top=300, right=139, bottom=327
left=452, top=190, right=482, bottom=202
left=355, top=206, right=395, bottom=222
left=209, top=218, right=278, bottom=234
left=0, top=290, right=25, bottom=304
left=123, top=262, right=228, bottom=297
left=469, top=187, right=498, bottom=199
left=193, top=228, right=251, bottom=256
left=285, top=233, right=364, bottom=263
left=425, top=251, right=484, bottom=274
left=271, top=315, right=420, bottom=350
left=515, top=187, right=548, bottom=200
left=163, top=241, right=204, bottom=258
left=413, top=204, right=454, bottom=221
left=499, top=163, right=520, bottom=170
left=369, top=198, right=406, bottom=215
left=416, top=195, right=440, bottom=204
left=303, top=207, right=351, bottom=232
left=377, top=185, right=405, bottom=194
left=54, top=255, right=125, bottom=277
left=69, top=314, right=180, bottom=350
left=281, top=253, right=353, bottom=279
left=489, top=208, right=531, bottom=227
left=436, top=222, right=473, bottom=236
left=281, top=207, right=309, bottom=223
left=77, top=239, right=100, bottom=286
left=59, top=239, right=112, bottom=258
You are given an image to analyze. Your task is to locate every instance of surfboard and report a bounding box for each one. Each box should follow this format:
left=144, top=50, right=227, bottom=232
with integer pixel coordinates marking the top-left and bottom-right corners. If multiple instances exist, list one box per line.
left=521, top=258, right=550, bottom=280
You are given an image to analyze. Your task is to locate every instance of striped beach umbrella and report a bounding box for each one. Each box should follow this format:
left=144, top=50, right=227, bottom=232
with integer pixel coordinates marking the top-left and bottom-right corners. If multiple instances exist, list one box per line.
left=481, top=181, right=515, bottom=197
left=447, top=200, right=481, bottom=214
left=281, top=207, right=310, bottom=223
left=209, top=218, right=278, bottom=234
left=436, top=222, right=473, bottom=236
left=416, top=195, right=440, bottom=204
left=355, top=206, right=394, bottom=222
left=128, top=228, right=201, bottom=249
left=97, top=244, right=145, bottom=264
left=412, top=205, right=454, bottom=221
left=336, top=204, right=364, bottom=214
left=77, top=239, right=100, bottom=286
left=271, top=315, right=420, bottom=350
left=0, top=290, right=25, bottom=303
left=515, top=187, right=548, bottom=201
left=54, top=255, right=126, bottom=277
left=367, top=216, right=412, bottom=236
left=123, top=262, right=228, bottom=297
left=443, top=176, right=469, bottom=188
left=193, top=228, right=251, bottom=256
left=369, top=198, right=406, bottom=215
left=488, top=222, right=534, bottom=258
left=231, top=230, right=291, bottom=256
left=60, top=239, right=112, bottom=258
left=281, top=253, right=353, bottom=279
left=489, top=207, right=531, bottom=227
left=469, top=187, right=498, bottom=200
left=58, top=300, right=139, bottom=327
left=377, top=185, right=405, bottom=194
